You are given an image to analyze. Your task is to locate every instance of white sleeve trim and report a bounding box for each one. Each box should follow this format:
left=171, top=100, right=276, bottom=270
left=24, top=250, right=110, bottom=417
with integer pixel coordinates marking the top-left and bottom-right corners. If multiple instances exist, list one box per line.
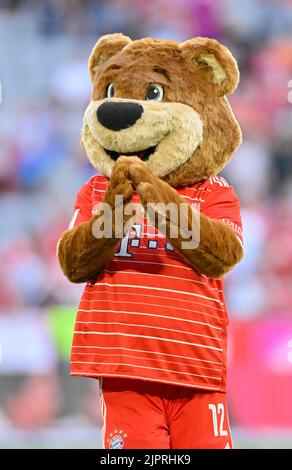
left=68, top=208, right=80, bottom=230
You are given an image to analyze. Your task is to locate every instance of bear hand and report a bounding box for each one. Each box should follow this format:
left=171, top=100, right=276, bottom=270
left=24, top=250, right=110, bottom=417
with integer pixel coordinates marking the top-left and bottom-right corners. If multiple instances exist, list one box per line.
left=103, top=157, right=134, bottom=208
left=127, top=158, right=182, bottom=207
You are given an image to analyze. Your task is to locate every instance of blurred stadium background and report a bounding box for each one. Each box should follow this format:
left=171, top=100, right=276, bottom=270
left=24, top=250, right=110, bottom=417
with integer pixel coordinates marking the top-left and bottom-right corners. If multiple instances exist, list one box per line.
left=0, top=0, right=292, bottom=449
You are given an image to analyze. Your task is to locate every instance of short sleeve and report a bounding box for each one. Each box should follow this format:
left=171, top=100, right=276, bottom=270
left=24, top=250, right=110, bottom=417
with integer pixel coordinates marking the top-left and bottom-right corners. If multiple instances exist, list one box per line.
left=68, top=179, right=93, bottom=229
left=202, top=183, right=243, bottom=243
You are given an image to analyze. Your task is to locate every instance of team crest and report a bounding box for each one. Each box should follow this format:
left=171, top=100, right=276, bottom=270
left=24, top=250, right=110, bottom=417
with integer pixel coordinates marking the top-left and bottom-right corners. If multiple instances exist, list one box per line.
left=107, top=429, right=128, bottom=449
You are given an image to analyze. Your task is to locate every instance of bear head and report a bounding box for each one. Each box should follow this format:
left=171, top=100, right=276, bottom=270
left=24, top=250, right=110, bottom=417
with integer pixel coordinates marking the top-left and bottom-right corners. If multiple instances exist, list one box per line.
left=82, top=33, right=242, bottom=187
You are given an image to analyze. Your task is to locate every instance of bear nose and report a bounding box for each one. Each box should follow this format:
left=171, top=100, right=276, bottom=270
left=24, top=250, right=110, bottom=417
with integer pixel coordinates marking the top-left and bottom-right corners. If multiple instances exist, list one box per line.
left=96, top=101, right=144, bottom=131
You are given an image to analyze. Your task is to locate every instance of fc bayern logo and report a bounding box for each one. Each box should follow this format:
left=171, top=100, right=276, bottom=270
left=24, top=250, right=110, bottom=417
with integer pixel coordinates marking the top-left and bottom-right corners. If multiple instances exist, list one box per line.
left=107, top=429, right=128, bottom=449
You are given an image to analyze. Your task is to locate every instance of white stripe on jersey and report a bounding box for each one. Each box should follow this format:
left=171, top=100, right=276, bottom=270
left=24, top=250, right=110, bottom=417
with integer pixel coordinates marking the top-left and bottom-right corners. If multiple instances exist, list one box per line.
left=93, top=188, right=106, bottom=194
left=68, top=208, right=80, bottom=229
left=87, top=282, right=223, bottom=305
left=72, top=351, right=223, bottom=372
left=104, top=269, right=223, bottom=293
left=181, top=194, right=205, bottom=203
left=71, top=372, right=223, bottom=391
left=99, top=378, right=107, bottom=449
left=89, top=282, right=222, bottom=304
left=75, top=320, right=223, bottom=342
left=210, top=176, right=230, bottom=187
left=74, top=330, right=223, bottom=351
left=77, top=308, right=222, bottom=331
left=71, top=360, right=222, bottom=380
left=80, top=297, right=224, bottom=320
left=83, top=282, right=225, bottom=312
left=72, top=344, right=224, bottom=365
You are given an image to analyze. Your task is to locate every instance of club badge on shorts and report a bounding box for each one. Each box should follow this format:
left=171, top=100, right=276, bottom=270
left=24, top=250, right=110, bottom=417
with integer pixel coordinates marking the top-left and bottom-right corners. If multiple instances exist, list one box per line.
left=107, top=429, right=128, bottom=449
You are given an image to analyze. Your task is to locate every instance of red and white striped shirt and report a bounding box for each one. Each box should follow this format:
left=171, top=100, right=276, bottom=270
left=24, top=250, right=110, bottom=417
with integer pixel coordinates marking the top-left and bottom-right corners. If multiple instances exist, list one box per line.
left=70, top=174, right=243, bottom=391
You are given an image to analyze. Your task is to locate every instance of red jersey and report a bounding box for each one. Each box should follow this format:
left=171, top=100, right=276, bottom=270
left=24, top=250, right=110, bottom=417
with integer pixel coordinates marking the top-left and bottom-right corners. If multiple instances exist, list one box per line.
left=70, top=174, right=243, bottom=391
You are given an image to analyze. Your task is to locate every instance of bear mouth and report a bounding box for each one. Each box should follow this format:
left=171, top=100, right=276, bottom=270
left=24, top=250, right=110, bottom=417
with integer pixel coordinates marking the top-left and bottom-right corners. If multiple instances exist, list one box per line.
left=104, top=146, right=157, bottom=161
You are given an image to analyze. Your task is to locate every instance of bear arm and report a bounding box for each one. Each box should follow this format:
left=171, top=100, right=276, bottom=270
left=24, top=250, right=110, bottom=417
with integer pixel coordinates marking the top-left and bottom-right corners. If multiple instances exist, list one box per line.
left=169, top=207, right=244, bottom=278
left=57, top=216, right=119, bottom=284
left=137, top=178, right=243, bottom=278
left=57, top=177, right=134, bottom=284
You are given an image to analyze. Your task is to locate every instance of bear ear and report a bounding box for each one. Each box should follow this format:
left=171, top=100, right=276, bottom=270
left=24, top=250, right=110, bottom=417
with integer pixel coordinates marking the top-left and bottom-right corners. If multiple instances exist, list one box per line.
left=88, top=33, right=132, bottom=82
left=180, top=37, right=239, bottom=96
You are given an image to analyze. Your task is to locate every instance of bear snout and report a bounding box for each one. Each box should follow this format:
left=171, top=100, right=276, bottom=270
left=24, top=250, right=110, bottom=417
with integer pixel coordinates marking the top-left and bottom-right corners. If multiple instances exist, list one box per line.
left=96, top=101, right=144, bottom=131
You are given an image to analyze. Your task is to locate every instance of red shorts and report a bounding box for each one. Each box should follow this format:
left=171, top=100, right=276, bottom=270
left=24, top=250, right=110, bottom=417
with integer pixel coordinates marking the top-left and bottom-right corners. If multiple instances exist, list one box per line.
left=99, top=378, right=233, bottom=449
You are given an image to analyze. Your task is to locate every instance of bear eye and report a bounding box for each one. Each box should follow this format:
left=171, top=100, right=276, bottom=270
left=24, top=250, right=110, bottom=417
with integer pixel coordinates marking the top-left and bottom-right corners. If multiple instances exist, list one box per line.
left=106, top=83, right=115, bottom=98
left=145, top=84, right=164, bottom=102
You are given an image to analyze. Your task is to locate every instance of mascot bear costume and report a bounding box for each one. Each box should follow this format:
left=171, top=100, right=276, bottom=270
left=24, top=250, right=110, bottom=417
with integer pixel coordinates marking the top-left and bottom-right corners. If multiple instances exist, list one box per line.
left=58, top=33, right=243, bottom=449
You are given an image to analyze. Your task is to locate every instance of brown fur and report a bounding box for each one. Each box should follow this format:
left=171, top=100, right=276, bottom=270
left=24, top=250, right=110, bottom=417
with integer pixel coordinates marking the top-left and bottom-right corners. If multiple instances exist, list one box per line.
left=127, top=158, right=243, bottom=278
left=58, top=34, right=243, bottom=282
left=89, top=36, right=241, bottom=185
left=88, top=33, right=131, bottom=82
left=180, top=37, right=239, bottom=96
left=58, top=159, right=135, bottom=282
